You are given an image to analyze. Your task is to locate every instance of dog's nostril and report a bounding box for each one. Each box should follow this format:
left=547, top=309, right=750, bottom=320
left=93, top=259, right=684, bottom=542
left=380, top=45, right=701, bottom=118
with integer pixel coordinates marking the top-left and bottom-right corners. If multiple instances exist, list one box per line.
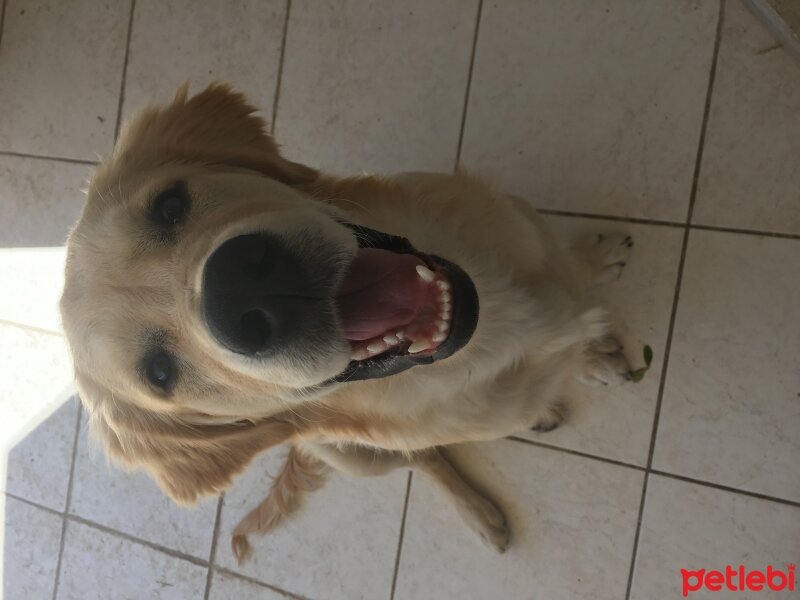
left=238, top=310, right=271, bottom=353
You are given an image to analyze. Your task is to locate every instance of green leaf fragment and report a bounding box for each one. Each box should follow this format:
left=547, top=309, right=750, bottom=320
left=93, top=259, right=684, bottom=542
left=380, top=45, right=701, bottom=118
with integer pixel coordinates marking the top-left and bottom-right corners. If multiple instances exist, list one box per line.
left=630, top=345, right=654, bottom=383
left=643, top=344, right=654, bottom=367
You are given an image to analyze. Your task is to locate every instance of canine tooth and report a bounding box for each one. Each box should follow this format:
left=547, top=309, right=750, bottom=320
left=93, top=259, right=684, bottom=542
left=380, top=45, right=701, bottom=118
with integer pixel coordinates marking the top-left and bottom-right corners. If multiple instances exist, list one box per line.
left=408, top=340, right=430, bottom=354
left=367, top=342, right=385, bottom=354
left=383, top=335, right=399, bottom=345
left=416, top=265, right=435, bottom=283
left=432, top=332, right=446, bottom=343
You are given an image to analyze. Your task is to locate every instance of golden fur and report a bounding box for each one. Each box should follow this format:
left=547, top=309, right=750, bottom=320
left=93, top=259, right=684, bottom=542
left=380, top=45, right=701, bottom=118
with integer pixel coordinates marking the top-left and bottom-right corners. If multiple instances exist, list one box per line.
left=60, top=84, right=634, bottom=558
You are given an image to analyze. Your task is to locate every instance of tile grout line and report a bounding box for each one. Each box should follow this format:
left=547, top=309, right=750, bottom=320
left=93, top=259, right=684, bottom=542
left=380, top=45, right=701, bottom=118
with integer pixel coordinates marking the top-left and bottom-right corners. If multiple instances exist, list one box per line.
left=0, top=157, right=796, bottom=240
left=506, top=436, right=646, bottom=471
left=4, top=492, right=63, bottom=516
left=5, top=491, right=313, bottom=600
left=453, top=0, right=484, bottom=172
left=213, top=567, right=312, bottom=600
left=689, top=222, right=800, bottom=241
left=0, top=150, right=98, bottom=166
left=389, top=471, right=413, bottom=600
left=202, top=494, right=225, bottom=600
left=644, top=0, right=726, bottom=476
left=217, top=570, right=313, bottom=600
left=538, top=208, right=685, bottom=228
left=67, top=513, right=209, bottom=568
left=624, top=2, right=726, bottom=598
left=0, top=0, right=7, bottom=54
left=113, top=0, right=137, bottom=142
left=505, top=437, right=800, bottom=508
left=649, top=470, right=800, bottom=509
left=270, top=0, right=292, bottom=136
left=0, top=318, right=64, bottom=338
left=540, top=207, right=800, bottom=240
left=50, top=401, right=83, bottom=600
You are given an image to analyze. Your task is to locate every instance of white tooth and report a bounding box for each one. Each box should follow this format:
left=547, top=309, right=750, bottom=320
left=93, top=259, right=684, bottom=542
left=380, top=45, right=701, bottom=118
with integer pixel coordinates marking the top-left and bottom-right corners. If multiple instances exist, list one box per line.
left=367, top=342, right=385, bottom=354
left=436, top=320, right=448, bottom=332
left=440, top=312, right=451, bottom=323
left=439, top=291, right=452, bottom=304
left=416, top=265, right=435, bottom=283
left=383, top=335, right=399, bottom=345
left=440, top=300, right=452, bottom=310
left=432, top=332, right=446, bottom=343
left=408, top=340, right=430, bottom=354
left=436, top=280, right=450, bottom=291
left=395, top=331, right=405, bottom=339
left=351, top=349, right=368, bottom=360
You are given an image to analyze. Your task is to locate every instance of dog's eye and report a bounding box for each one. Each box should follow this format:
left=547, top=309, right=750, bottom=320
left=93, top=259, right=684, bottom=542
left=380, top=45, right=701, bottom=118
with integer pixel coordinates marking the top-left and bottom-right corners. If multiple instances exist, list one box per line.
left=145, top=350, right=176, bottom=391
left=151, top=184, right=189, bottom=227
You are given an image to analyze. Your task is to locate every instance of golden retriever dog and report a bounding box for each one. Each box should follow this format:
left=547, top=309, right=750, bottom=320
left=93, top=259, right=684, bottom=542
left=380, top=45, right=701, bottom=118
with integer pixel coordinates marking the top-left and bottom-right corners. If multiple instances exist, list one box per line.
left=60, top=83, right=634, bottom=560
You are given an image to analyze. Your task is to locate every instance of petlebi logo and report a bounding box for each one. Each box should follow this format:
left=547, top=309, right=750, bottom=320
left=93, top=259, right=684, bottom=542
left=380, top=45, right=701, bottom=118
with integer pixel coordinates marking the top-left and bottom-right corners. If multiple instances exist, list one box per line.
left=681, top=564, right=796, bottom=597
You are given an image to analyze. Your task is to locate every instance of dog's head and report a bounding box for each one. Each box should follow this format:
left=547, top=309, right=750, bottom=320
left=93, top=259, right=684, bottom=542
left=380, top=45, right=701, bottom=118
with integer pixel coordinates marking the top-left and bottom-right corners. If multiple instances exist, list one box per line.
left=60, top=84, right=478, bottom=502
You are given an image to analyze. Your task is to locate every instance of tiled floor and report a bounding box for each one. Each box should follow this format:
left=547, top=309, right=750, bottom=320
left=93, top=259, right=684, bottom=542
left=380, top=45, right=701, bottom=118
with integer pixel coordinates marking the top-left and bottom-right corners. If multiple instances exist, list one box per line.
left=0, top=1, right=798, bottom=599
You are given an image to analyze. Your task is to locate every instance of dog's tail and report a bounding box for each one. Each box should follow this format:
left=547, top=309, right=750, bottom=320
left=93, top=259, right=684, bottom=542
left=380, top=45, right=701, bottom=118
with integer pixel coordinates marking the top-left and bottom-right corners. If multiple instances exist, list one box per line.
left=231, top=446, right=328, bottom=563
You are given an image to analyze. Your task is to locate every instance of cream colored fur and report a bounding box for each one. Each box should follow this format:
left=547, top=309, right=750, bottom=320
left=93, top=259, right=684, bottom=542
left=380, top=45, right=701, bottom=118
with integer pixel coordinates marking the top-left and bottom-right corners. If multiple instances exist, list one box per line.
left=60, top=84, right=633, bottom=559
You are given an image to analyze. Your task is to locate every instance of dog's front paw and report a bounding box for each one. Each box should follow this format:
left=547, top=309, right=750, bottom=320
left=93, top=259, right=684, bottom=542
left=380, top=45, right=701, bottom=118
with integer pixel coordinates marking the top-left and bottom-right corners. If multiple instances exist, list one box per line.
left=530, top=400, right=569, bottom=433
left=580, top=335, right=632, bottom=387
left=458, top=493, right=510, bottom=553
left=580, top=233, right=634, bottom=284
left=473, top=496, right=511, bottom=553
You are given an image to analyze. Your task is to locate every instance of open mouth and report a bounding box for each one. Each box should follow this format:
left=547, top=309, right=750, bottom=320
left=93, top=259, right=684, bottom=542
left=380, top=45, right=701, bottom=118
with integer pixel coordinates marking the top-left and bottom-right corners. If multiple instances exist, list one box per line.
left=330, top=224, right=479, bottom=383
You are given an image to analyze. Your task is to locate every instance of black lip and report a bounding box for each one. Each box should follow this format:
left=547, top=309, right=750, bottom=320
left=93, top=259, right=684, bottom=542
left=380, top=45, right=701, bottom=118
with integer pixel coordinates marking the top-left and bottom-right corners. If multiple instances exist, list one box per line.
left=327, top=225, right=479, bottom=384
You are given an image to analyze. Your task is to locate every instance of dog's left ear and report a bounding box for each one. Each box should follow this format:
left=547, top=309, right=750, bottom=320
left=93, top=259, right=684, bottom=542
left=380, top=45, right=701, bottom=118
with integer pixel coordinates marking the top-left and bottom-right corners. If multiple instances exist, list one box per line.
left=86, top=399, right=297, bottom=504
left=111, top=82, right=317, bottom=186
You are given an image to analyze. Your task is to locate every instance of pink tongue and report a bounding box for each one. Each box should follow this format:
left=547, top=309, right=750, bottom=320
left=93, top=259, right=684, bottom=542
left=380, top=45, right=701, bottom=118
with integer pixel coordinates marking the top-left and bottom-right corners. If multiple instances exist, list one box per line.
left=336, top=249, right=427, bottom=341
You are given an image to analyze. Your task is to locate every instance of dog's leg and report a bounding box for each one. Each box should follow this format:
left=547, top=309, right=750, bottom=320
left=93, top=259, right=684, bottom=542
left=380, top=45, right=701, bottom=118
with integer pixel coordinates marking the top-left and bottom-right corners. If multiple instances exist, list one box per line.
left=414, top=449, right=510, bottom=553
left=529, top=398, right=569, bottom=432
left=574, top=233, right=634, bottom=285
left=306, top=444, right=510, bottom=553
left=231, top=446, right=328, bottom=563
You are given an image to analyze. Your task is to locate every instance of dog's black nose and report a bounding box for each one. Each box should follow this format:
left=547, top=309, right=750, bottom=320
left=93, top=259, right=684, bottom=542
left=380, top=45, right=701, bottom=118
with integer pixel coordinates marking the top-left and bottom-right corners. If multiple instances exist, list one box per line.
left=202, top=233, right=318, bottom=355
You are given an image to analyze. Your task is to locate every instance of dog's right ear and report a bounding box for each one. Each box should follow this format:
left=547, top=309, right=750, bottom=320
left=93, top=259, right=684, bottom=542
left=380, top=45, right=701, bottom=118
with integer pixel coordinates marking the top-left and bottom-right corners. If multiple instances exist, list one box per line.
left=105, top=82, right=317, bottom=187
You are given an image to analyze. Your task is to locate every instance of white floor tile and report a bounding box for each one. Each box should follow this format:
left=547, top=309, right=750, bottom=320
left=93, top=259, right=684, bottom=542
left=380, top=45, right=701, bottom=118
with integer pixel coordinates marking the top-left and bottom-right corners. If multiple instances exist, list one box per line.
left=69, top=414, right=218, bottom=559
left=462, top=0, right=718, bottom=221
left=209, top=571, right=287, bottom=600
left=519, top=217, right=683, bottom=465
left=0, top=324, right=74, bottom=510
left=275, top=0, right=478, bottom=174
left=0, top=247, right=67, bottom=333
left=0, top=156, right=90, bottom=248
left=395, top=440, right=644, bottom=600
left=693, top=0, right=800, bottom=235
left=654, top=231, right=800, bottom=501
left=122, top=0, right=286, bottom=120
left=630, top=475, right=800, bottom=599
left=2, top=496, right=63, bottom=600
left=6, top=397, right=78, bottom=511
left=216, top=447, right=407, bottom=600
left=0, top=0, right=130, bottom=160
left=57, top=520, right=207, bottom=600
